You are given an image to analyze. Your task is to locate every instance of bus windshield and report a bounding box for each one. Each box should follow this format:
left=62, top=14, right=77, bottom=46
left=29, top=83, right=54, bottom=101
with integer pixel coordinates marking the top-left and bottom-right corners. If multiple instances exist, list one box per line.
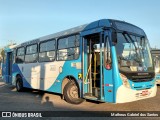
left=116, top=32, right=154, bottom=72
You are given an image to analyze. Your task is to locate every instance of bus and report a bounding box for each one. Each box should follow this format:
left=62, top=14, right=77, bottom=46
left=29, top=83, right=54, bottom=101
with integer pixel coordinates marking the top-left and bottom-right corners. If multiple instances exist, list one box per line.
left=2, top=19, right=156, bottom=104
left=151, top=49, right=160, bottom=85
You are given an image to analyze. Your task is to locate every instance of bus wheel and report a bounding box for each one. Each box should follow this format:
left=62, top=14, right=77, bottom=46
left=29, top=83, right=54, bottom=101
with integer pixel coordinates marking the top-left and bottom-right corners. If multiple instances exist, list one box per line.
left=63, top=81, right=84, bottom=104
left=16, top=78, right=23, bottom=92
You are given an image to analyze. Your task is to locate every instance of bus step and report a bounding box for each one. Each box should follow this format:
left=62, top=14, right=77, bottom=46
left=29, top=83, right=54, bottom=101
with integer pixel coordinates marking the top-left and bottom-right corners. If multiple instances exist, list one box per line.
left=84, top=94, right=98, bottom=100
left=84, top=93, right=92, bottom=96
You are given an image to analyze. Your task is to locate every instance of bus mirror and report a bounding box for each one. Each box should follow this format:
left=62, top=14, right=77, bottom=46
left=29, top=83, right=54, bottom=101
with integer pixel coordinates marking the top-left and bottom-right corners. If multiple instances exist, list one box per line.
left=111, top=31, right=117, bottom=45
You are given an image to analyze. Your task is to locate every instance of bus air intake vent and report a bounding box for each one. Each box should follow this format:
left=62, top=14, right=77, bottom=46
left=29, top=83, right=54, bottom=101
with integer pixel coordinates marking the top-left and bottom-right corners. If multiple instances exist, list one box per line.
left=131, top=79, right=152, bottom=82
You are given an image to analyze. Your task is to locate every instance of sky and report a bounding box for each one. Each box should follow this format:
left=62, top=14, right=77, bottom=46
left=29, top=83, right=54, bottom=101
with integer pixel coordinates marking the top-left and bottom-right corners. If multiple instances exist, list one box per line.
left=0, top=0, right=160, bottom=48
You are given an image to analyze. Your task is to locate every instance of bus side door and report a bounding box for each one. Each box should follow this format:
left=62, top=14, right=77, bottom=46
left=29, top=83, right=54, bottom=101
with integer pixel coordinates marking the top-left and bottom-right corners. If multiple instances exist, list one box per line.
left=4, top=51, right=13, bottom=84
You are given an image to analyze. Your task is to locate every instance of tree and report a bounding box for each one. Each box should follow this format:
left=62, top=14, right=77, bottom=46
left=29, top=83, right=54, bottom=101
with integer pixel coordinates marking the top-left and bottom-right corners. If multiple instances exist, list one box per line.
left=1, top=49, right=5, bottom=62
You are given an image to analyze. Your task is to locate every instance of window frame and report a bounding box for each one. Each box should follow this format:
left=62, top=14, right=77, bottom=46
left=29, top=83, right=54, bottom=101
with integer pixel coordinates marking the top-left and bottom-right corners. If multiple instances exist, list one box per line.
left=39, top=39, right=56, bottom=62
left=15, top=46, right=25, bottom=64
left=25, top=43, right=38, bottom=63
left=16, top=47, right=25, bottom=56
left=56, top=34, right=80, bottom=61
left=26, top=43, right=38, bottom=55
left=13, top=48, right=16, bottom=64
left=104, top=35, right=112, bottom=70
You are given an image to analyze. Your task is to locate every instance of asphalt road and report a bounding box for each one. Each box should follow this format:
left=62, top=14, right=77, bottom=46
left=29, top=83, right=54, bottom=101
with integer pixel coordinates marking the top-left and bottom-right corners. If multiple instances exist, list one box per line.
left=0, top=78, right=160, bottom=120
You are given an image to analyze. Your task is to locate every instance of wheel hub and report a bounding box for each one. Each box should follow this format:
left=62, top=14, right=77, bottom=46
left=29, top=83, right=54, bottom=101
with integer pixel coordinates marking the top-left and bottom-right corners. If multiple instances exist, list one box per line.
left=70, top=86, right=78, bottom=98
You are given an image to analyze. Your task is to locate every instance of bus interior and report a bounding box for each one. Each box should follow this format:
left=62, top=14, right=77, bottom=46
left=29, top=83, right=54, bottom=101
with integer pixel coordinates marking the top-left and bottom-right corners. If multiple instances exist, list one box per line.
left=84, top=33, right=104, bottom=99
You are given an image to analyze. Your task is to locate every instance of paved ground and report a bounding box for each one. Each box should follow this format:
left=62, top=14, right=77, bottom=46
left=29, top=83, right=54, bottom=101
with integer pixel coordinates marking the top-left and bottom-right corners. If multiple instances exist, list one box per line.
left=0, top=78, right=160, bottom=120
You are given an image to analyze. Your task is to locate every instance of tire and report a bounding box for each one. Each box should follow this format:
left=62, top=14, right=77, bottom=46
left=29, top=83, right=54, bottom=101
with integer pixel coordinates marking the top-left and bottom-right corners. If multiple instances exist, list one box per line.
left=63, top=81, right=84, bottom=104
left=16, top=77, right=23, bottom=92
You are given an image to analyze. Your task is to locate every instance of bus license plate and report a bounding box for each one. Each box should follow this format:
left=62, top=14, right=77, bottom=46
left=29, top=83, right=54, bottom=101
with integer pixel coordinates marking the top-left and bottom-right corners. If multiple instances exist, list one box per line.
left=142, top=90, right=149, bottom=96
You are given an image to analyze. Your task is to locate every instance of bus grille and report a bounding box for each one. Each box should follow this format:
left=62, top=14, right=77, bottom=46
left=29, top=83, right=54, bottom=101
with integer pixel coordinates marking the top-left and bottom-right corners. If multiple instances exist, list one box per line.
left=131, top=79, right=153, bottom=82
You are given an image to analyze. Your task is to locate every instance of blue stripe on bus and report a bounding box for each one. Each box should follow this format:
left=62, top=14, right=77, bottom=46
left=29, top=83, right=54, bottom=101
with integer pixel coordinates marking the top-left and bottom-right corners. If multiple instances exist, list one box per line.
left=12, top=64, right=32, bottom=88
left=47, top=59, right=81, bottom=93
left=111, top=46, right=122, bottom=103
left=128, top=79, right=155, bottom=90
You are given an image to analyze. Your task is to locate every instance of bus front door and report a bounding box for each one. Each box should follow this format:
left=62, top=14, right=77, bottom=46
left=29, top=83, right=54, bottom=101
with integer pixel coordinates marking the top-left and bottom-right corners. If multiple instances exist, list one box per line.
left=82, top=32, right=105, bottom=101
left=5, top=52, right=13, bottom=84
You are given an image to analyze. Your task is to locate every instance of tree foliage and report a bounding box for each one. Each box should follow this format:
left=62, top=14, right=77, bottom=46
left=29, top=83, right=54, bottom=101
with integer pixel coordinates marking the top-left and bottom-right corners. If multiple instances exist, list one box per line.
left=0, top=49, right=5, bottom=61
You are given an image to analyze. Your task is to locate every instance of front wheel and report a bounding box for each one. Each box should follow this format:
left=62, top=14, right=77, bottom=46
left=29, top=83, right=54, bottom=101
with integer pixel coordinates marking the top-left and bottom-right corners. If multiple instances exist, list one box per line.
left=63, top=81, right=84, bottom=104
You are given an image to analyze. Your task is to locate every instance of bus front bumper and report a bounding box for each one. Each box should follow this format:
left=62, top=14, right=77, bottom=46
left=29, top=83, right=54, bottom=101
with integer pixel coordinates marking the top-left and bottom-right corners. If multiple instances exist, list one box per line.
left=116, top=85, right=157, bottom=103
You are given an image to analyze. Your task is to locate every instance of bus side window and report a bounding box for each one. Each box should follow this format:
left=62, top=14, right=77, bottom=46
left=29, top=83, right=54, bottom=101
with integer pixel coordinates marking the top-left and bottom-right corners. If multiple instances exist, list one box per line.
left=25, top=44, right=38, bottom=63
left=39, top=39, right=56, bottom=62
left=57, top=35, right=80, bottom=61
left=16, top=47, right=25, bottom=63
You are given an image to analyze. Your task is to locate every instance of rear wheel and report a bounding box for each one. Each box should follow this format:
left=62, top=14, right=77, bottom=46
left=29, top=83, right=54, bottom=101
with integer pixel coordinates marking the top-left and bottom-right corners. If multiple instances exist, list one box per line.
left=16, top=77, right=23, bottom=92
left=63, top=81, right=84, bottom=104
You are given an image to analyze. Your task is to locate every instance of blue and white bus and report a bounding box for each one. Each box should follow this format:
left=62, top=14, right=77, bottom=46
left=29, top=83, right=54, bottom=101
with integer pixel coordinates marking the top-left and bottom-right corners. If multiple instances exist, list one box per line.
left=2, top=19, right=156, bottom=104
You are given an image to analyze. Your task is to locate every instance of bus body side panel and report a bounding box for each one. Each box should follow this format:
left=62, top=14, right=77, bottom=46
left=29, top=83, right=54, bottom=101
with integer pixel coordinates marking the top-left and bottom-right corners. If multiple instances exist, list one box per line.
left=12, top=64, right=32, bottom=88
left=12, top=59, right=81, bottom=94
left=111, top=46, right=123, bottom=103
left=103, top=66, right=114, bottom=102
left=18, top=61, right=65, bottom=91
left=12, top=61, right=66, bottom=90
left=47, top=58, right=82, bottom=93
left=104, top=45, right=123, bottom=103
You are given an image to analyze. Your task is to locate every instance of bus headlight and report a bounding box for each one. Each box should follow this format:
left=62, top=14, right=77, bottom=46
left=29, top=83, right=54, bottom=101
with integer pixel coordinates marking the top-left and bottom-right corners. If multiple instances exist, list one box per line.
left=120, top=73, right=131, bottom=88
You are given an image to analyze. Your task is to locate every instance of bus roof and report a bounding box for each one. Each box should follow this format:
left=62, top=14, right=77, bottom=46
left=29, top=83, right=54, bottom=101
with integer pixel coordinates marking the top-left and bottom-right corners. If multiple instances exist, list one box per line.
left=15, top=19, right=112, bottom=48
left=15, top=19, right=145, bottom=48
